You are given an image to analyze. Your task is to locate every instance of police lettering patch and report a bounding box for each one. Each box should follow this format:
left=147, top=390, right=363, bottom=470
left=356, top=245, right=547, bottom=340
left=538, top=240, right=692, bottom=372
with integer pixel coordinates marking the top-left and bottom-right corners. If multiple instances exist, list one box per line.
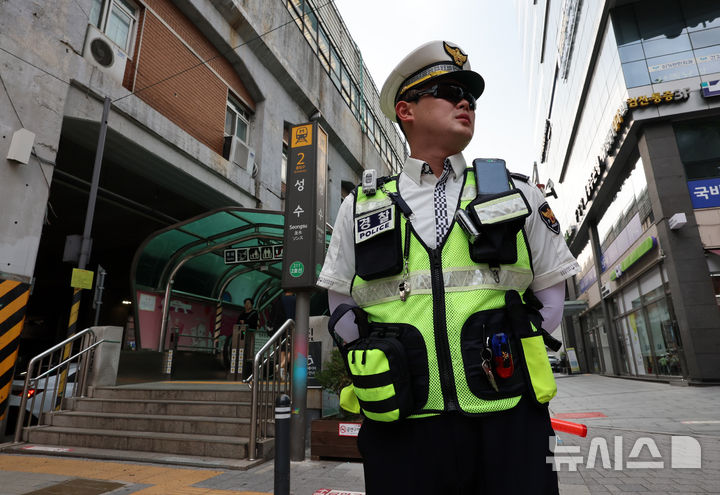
left=538, top=202, right=560, bottom=234
left=355, top=206, right=395, bottom=243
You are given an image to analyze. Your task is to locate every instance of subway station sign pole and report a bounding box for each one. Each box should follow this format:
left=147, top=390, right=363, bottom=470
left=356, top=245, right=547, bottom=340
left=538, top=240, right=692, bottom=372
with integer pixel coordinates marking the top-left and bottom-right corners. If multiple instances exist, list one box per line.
left=282, top=121, right=327, bottom=461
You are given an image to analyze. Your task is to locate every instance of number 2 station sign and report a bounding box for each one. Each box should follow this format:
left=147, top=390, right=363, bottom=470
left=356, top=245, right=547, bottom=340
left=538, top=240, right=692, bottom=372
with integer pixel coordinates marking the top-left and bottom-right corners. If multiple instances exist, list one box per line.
left=282, top=122, right=328, bottom=289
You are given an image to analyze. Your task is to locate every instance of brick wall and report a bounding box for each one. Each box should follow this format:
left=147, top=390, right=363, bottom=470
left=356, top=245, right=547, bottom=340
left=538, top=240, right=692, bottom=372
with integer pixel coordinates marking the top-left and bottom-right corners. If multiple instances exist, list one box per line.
left=125, top=0, right=255, bottom=154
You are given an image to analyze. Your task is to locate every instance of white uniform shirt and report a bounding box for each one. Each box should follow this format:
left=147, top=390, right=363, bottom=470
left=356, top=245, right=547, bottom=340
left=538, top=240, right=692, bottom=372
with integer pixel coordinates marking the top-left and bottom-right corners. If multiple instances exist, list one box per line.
left=317, top=153, right=580, bottom=296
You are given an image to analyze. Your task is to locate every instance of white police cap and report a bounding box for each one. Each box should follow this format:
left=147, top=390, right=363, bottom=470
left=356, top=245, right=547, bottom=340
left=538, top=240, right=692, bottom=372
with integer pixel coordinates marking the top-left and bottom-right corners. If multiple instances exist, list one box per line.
left=380, top=40, right=485, bottom=121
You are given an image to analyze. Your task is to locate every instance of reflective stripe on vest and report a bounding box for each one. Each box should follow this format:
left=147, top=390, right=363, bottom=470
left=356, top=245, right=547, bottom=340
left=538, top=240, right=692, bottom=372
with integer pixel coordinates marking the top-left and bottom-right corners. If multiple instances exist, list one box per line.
left=353, top=265, right=533, bottom=308
left=472, top=192, right=530, bottom=225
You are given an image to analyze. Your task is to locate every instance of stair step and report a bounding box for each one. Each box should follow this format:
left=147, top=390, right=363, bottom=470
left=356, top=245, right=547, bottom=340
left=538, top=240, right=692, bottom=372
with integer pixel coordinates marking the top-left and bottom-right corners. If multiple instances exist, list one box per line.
left=48, top=411, right=252, bottom=436
left=91, top=386, right=252, bottom=402
left=65, top=397, right=251, bottom=417
left=25, top=426, right=249, bottom=458
left=5, top=443, right=263, bottom=470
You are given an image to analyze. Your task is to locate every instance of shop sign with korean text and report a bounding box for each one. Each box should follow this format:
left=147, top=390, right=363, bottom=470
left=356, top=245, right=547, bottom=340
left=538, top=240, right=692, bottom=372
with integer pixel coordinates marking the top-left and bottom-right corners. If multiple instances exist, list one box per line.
left=688, top=177, right=720, bottom=208
left=282, top=122, right=328, bottom=289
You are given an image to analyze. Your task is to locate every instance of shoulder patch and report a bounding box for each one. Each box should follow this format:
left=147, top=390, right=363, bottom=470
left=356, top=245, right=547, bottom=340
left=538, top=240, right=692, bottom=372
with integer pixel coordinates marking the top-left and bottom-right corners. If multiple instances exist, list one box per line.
left=509, top=172, right=530, bottom=182
left=538, top=202, right=560, bottom=234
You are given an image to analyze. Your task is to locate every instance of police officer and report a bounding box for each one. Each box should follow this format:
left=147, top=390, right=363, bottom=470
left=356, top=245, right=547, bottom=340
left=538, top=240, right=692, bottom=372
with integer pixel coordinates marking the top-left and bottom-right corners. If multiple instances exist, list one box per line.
left=318, top=40, right=580, bottom=494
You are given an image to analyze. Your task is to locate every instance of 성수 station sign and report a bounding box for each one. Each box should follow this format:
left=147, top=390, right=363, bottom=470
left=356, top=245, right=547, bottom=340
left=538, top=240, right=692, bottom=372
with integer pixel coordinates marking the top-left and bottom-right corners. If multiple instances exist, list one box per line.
left=574, top=87, right=690, bottom=224
left=282, top=122, right=328, bottom=290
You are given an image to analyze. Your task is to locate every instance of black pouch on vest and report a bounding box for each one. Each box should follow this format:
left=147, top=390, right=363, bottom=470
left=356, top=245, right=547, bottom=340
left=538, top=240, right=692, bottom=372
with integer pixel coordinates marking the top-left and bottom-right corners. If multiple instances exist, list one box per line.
left=354, top=200, right=403, bottom=280
left=466, top=189, right=531, bottom=265
left=460, top=307, right=527, bottom=400
left=328, top=305, right=428, bottom=421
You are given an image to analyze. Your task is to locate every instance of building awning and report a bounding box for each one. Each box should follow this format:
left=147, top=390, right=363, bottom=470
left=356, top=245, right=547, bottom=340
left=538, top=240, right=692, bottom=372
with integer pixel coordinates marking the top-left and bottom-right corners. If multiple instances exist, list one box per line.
left=131, top=207, right=289, bottom=305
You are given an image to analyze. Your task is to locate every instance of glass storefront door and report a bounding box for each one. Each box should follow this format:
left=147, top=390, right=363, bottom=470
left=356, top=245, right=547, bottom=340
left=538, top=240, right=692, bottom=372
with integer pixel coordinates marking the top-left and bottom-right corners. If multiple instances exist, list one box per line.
left=610, top=265, right=683, bottom=377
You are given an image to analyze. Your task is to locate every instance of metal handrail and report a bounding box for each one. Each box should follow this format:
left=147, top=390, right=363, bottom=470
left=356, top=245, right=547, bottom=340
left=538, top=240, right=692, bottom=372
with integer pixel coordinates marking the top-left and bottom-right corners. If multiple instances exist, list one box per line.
left=14, top=328, right=100, bottom=443
left=248, top=318, right=294, bottom=460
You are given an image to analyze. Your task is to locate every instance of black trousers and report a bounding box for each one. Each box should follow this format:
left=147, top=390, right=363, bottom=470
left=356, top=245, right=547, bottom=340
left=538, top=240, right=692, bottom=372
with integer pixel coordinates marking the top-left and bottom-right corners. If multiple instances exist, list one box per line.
left=357, top=397, right=559, bottom=495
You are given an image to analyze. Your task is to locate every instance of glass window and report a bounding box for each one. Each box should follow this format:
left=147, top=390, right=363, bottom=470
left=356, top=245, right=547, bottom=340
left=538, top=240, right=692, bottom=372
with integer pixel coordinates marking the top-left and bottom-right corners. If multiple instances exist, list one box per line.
left=642, top=33, right=692, bottom=58
left=289, top=0, right=303, bottom=15
left=612, top=294, right=624, bottom=316
left=646, top=298, right=681, bottom=375
left=303, top=8, right=318, bottom=51
left=350, top=83, right=358, bottom=114
left=694, top=45, right=720, bottom=74
left=646, top=50, right=699, bottom=83
left=226, top=96, right=250, bottom=143
left=621, top=60, right=652, bottom=87
left=92, top=0, right=138, bottom=52
left=618, top=42, right=645, bottom=63
left=329, top=47, right=341, bottom=89
left=597, top=158, right=648, bottom=258
left=689, top=26, right=720, bottom=49
left=636, top=0, right=686, bottom=43
left=318, top=27, right=330, bottom=62
left=623, top=282, right=641, bottom=311
left=90, top=0, right=103, bottom=26
left=675, top=119, right=720, bottom=164
left=613, top=5, right=641, bottom=46
left=290, top=0, right=303, bottom=29
left=683, top=0, right=720, bottom=32
left=627, top=311, right=654, bottom=374
left=639, top=268, right=663, bottom=297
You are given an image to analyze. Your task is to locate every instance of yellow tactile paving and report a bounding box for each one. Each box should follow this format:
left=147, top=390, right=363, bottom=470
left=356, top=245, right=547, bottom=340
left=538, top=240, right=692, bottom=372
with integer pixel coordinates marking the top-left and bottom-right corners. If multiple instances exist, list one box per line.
left=0, top=454, right=270, bottom=495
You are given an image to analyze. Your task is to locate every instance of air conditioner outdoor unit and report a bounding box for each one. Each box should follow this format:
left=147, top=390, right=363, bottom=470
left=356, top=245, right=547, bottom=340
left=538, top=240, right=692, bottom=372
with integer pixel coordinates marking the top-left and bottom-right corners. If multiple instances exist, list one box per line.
left=223, top=135, right=255, bottom=172
left=83, top=24, right=128, bottom=84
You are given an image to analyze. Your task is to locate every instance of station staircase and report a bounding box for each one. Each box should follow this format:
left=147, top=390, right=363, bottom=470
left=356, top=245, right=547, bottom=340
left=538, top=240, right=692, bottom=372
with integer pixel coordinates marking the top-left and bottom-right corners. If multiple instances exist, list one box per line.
left=3, top=324, right=296, bottom=470
left=8, top=381, right=272, bottom=470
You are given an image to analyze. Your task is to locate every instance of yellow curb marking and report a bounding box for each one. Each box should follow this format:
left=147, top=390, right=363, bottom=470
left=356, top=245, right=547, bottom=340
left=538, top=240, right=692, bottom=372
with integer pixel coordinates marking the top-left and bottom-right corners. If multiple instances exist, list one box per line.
left=0, top=454, right=269, bottom=495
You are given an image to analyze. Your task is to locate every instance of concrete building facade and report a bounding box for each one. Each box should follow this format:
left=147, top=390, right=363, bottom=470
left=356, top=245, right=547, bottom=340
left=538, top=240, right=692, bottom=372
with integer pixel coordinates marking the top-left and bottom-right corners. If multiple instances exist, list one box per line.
left=518, top=0, right=720, bottom=383
left=0, top=0, right=405, bottom=363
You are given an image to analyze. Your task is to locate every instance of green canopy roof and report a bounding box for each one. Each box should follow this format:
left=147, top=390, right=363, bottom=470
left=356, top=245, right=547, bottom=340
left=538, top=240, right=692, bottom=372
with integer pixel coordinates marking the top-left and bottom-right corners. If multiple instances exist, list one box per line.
left=131, top=207, right=288, bottom=305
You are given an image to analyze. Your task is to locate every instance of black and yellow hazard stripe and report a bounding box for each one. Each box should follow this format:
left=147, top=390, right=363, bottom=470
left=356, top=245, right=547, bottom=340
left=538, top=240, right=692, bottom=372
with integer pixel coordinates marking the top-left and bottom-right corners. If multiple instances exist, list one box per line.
left=0, top=279, right=31, bottom=423
left=213, top=301, right=222, bottom=354
left=55, top=287, right=82, bottom=409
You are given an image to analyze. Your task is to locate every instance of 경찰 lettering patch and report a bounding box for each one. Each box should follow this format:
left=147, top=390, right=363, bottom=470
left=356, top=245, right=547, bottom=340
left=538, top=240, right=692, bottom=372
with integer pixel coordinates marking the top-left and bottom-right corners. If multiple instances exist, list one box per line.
left=355, top=205, right=395, bottom=243
left=538, top=202, right=560, bottom=234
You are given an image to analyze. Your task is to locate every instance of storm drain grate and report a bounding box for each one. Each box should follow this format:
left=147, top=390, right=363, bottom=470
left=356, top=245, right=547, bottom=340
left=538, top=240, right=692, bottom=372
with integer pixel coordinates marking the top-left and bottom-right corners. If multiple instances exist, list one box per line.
left=22, top=478, right=125, bottom=495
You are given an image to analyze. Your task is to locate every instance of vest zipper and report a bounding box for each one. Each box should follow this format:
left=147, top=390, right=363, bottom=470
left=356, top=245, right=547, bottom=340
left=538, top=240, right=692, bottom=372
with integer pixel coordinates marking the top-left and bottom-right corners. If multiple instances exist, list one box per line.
left=430, top=248, right=458, bottom=412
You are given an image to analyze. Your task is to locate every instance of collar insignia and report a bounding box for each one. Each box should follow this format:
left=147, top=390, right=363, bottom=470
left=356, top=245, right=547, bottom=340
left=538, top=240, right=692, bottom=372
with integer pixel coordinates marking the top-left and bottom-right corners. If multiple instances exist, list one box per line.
left=443, top=42, right=468, bottom=67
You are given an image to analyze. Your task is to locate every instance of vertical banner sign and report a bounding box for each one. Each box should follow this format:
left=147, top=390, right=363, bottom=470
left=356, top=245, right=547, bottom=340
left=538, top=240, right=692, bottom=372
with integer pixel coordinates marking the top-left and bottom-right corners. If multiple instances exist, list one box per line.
left=282, top=122, right=328, bottom=289
left=0, top=279, right=31, bottom=425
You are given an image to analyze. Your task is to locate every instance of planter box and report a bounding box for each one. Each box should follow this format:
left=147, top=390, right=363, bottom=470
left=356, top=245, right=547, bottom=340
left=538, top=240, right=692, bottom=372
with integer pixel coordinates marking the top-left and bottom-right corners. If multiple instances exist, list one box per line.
left=310, top=418, right=362, bottom=460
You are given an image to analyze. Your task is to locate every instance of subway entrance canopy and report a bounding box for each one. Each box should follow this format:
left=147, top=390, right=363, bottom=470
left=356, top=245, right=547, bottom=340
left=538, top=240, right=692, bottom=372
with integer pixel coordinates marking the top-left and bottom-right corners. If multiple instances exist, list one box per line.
left=130, top=207, right=326, bottom=352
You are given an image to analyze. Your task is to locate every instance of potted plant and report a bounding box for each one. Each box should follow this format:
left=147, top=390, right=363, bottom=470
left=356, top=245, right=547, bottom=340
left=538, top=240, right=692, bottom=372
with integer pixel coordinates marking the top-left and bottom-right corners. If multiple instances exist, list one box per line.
left=311, top=349, right=363, bottom=460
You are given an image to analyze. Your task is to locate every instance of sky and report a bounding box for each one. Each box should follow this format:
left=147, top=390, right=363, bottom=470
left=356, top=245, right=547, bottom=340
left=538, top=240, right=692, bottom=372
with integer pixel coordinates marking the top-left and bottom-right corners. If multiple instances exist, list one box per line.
left=333, top=0, right=538, bottom=176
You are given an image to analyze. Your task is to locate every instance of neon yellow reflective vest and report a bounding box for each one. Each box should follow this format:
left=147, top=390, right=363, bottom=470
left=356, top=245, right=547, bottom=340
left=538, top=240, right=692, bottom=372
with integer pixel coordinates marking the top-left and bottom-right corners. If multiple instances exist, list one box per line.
left=349, top=170, right=557, bottom=418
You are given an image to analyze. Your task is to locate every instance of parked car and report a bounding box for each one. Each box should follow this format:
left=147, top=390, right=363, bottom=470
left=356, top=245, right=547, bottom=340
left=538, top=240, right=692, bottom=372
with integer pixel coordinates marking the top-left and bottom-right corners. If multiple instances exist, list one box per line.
left=547, top=354, right=561, bottom=372
left=5, top=364, right=78, bottom=432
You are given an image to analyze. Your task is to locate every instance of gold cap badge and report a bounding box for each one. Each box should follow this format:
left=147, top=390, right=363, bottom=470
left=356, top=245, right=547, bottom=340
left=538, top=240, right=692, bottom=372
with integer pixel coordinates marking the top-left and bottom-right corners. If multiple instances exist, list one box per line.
left=444, top=42, right=468, bottom=67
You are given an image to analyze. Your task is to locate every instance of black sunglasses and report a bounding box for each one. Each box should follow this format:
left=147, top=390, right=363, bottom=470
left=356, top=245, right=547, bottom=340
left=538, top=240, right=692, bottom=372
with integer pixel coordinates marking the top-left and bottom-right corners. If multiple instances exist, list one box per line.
left=403, top=84, right=476, bottom=110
